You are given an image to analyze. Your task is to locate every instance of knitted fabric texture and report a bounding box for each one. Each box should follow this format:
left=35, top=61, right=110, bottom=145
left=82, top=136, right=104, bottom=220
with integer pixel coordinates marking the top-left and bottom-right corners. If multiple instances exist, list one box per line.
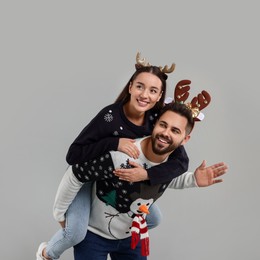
left=131, top=215, right=149, bottom=256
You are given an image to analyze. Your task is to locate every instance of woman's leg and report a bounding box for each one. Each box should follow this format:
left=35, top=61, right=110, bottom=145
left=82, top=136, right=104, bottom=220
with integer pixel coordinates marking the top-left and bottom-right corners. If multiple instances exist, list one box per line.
left=145, top=203, right=163, bottom=229
left=45, top=182, right=92, bottom=259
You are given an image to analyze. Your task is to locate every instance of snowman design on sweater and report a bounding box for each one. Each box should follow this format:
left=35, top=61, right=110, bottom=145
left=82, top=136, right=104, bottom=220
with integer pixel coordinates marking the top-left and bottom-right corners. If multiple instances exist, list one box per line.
left=74, top=137, right=171, bottom=241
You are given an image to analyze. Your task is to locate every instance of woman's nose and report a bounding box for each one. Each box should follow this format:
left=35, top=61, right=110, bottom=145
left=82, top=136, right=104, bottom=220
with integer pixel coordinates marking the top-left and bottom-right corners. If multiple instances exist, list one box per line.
left=140, top=89, right=149, bottom=98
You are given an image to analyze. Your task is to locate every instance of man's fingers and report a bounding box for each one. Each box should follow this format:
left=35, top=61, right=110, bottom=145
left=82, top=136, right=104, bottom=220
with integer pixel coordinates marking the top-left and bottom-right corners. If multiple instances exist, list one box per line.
left=212, top=179, right=223, bottom=184
left=209, top=163, right=228, bottom=174
left=213, top=165, right=228, bottom=177
left=198, top=160, right=206, bottom=169
left=210, top=162, right=226, bottom=170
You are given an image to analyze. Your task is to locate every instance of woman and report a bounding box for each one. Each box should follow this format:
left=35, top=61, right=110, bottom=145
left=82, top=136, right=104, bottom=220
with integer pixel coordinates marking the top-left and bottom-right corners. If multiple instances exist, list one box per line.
left=36, top=53, right=188, bottom=260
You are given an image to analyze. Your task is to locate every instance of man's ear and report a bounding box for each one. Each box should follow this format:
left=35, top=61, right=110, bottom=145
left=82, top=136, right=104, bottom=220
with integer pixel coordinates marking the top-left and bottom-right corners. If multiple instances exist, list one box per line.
left=182, top=134, right=191, bottom=146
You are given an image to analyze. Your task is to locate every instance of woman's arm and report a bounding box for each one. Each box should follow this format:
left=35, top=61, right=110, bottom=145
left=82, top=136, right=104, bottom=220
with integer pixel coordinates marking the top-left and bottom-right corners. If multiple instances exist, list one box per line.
left=53, top=166, right=84, bottom=222
left=72, top=152, right=116, bottom=183
left=66, top=105, right=120, bottom=165
left=114, top=146, right=189, bottom=185
left=146, top=145, right=189, bottom=185
left=67, top=136, right=119, bottom=165
left=53, top=153, right=117, bottom=222
left=77, top=147, right=188, bottom=185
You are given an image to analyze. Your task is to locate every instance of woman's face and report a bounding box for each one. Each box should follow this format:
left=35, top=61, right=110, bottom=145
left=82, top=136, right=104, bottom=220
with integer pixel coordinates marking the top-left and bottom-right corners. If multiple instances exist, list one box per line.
left=129, top=72, right=163, bottom=113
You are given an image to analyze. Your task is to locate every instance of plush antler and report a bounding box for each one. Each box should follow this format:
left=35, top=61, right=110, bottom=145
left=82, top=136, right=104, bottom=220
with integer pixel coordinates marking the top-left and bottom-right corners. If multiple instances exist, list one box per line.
left=190, top=90, right=211, bottom=111
left=174, top=80, right=191, bottom=103
left=187, top=90, right=211, bottom=120
left=159, top=64, right=176, bottom=74
left=136, top=52, right=175, bottom=74
left=136, top=52, right=151, bottom=67
left=173, top=80, right=211, bottom=121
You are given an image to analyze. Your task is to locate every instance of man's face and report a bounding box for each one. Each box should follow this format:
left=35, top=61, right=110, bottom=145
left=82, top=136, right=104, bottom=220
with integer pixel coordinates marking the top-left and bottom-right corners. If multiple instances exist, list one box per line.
left=151, top=110, right=190, bottom=155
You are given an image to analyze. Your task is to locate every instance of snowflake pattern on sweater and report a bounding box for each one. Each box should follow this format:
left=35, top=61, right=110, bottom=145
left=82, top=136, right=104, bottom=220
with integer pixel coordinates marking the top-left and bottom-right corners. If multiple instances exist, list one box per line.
left=73, top=155, right=169, bottom=213
left=74, top=138, right=171, bottom=243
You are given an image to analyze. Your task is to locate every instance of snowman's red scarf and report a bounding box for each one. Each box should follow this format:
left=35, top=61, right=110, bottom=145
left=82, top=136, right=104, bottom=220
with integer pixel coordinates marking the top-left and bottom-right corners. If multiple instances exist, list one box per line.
left=131, top=214, right=149, bottom=256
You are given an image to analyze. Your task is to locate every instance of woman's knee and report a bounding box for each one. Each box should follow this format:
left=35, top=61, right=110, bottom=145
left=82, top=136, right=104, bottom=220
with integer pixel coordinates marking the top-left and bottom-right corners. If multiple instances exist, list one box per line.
left=64, top=224, right=88, bottom=245
left=146, top=204, right=163, bottom=229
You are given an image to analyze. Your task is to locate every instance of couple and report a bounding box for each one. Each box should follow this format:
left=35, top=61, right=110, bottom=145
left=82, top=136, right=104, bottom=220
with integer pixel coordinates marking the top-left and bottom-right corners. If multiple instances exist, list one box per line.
left=36, top=52, right=227, bottom=260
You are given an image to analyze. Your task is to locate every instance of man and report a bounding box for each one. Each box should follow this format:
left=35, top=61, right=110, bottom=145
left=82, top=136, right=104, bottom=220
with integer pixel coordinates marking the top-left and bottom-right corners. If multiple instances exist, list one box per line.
left=62, top=101, right=227, bottom=260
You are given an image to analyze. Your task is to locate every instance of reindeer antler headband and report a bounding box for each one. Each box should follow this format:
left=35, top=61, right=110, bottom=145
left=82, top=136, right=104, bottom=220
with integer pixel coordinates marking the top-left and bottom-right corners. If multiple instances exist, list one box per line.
left=136, top=52, right=176, bottom=74
left=173, top=80, right=211, bottom=121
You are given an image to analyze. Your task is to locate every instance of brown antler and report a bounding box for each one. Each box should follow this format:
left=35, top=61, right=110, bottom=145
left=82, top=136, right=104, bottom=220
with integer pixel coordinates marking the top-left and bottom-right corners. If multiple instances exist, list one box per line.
left=174, top=80, right=191, bottom=103
left=187, top=90, right=211, bottom=120
left=190, top=90, right=211, bottom=111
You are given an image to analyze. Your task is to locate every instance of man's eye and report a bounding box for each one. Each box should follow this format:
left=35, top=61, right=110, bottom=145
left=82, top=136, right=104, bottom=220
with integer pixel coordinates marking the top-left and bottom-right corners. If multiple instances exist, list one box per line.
left=172, top=129, right=180, bottom=134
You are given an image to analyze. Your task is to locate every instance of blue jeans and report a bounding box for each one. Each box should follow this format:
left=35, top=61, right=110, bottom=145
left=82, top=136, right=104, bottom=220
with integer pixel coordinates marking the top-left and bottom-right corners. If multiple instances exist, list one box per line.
left=45, top=182, right=162, bottom=259
left=46, top=183, right=92, bottom=259
left=146, top=202, right=162, bottom=229
left=74, top=230, right=147, bottom=260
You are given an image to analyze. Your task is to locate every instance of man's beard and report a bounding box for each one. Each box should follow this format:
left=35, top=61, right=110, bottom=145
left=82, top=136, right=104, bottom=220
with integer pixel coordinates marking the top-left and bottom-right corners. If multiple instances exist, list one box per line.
left=151, top=134, right=182, bottom=155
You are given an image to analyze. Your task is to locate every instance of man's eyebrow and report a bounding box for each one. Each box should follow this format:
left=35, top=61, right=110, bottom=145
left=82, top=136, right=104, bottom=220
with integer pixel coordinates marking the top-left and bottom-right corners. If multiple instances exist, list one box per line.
left=159, top=120, right=182, bottom=132
left=158, top=120, right=168, bottom=125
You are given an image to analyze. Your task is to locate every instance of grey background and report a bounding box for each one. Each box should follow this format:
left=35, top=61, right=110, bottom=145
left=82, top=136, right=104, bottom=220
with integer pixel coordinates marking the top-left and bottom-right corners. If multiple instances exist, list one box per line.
left=1, top=1, right=259, bottom=259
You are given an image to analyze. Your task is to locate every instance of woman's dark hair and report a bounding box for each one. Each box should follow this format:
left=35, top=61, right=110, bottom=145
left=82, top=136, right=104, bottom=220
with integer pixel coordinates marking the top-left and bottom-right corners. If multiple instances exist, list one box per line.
left=114, top=66, right=167, bottom=111
left=159, top=102, right=195, bottom=135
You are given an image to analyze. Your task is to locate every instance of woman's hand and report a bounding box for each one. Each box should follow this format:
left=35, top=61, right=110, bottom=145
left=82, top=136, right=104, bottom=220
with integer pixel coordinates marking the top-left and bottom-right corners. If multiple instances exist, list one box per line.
left=118, top=138, right=140, bottom=159
left=114, top=160, right=148, bottom=182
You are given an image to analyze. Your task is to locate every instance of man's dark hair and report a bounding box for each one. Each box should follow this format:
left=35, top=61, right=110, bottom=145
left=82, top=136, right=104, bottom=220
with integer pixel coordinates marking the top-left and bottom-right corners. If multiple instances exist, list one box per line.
left=159, top=102, right=195, bottom=135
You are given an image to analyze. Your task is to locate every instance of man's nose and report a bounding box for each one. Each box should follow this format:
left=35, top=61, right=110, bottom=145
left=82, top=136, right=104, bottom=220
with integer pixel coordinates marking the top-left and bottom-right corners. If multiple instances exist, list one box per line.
left=161, top=128, right=170, bottom=136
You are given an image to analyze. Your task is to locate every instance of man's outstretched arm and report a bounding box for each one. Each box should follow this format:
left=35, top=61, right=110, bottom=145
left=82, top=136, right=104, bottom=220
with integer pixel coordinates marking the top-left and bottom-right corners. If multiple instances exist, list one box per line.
left=168, top=160, right=228, bottom=189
